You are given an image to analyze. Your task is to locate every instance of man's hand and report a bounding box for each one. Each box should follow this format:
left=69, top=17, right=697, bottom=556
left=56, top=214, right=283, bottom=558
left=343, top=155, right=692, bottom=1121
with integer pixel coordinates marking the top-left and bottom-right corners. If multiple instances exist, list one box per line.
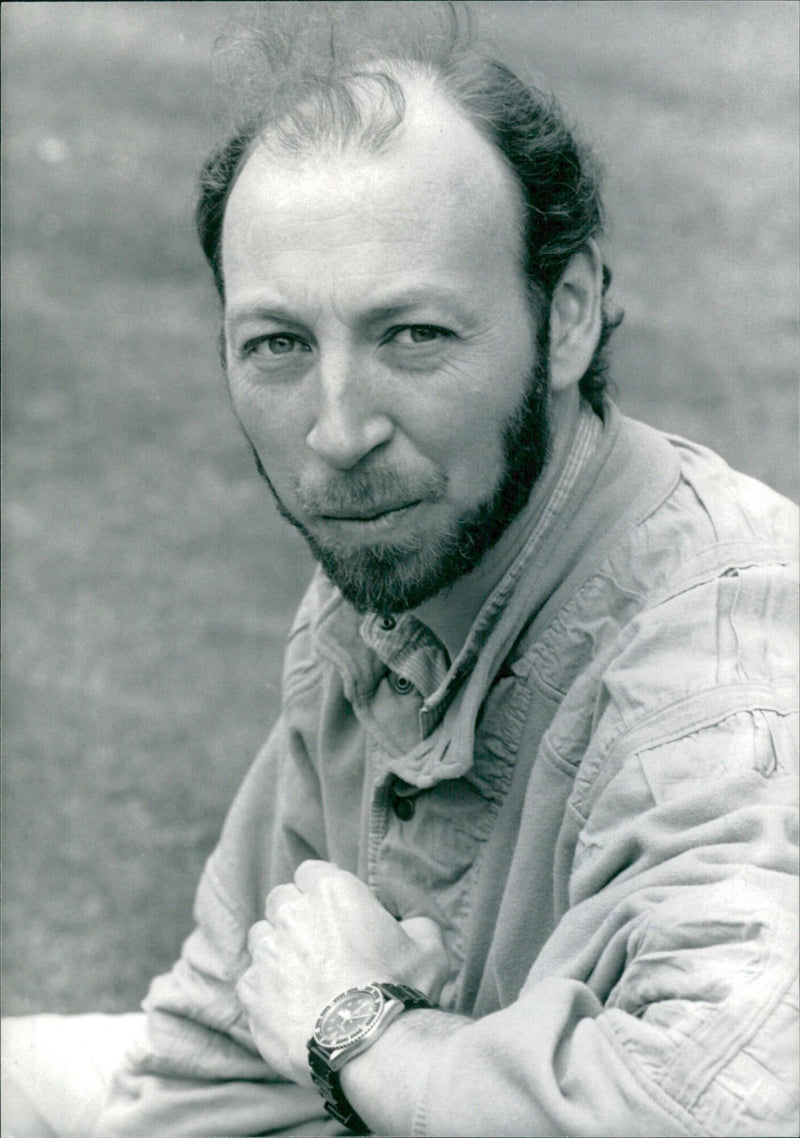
left=236, top=860, right=449, bottom=1086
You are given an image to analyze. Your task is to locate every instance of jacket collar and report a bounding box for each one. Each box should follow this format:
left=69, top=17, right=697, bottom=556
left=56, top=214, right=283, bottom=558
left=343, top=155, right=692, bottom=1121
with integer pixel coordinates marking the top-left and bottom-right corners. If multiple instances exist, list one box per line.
left=312, top=402, right=681, bottom=788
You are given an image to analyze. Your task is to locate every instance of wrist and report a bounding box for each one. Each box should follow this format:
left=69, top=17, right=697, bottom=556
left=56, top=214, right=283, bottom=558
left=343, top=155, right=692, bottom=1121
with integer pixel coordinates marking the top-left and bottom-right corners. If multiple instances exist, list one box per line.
left=340, top=1008, right=469, bottom=1135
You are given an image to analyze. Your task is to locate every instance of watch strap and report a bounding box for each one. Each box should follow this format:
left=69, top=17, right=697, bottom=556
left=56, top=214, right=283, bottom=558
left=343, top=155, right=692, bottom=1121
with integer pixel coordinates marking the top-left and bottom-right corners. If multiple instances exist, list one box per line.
left=308, top=982, right=434, bottom=1134
left=308, top=1037, right=370, bottom=1134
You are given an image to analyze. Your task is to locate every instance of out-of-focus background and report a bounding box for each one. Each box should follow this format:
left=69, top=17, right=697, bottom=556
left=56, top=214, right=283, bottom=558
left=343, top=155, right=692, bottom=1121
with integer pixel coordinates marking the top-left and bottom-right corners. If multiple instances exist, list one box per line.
left=2, top=0, right=798, bottom=1014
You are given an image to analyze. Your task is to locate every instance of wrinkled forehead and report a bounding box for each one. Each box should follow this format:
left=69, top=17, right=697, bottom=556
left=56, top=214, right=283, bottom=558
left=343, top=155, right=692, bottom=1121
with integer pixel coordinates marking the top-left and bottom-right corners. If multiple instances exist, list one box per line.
left=222, top=75, right=526, bottom=277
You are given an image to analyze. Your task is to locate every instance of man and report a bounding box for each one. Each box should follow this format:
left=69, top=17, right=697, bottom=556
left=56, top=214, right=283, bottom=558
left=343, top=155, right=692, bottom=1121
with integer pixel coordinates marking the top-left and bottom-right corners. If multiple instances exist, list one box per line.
left=4, top=5, right=798, bottom=1137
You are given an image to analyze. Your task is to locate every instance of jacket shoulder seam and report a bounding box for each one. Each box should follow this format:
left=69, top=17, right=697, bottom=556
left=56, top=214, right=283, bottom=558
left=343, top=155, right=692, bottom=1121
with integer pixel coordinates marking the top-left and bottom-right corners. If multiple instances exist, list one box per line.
left=570, top=679, right=797, bottom=821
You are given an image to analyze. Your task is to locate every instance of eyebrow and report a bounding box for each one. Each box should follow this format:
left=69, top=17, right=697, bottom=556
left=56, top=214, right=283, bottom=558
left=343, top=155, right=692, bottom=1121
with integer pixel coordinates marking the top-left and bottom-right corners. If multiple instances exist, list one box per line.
left=365, top=293, right=474, bottom=325
left=225, top=303, right=307, bottom=331
left=225, top=286, right=478, bottom=332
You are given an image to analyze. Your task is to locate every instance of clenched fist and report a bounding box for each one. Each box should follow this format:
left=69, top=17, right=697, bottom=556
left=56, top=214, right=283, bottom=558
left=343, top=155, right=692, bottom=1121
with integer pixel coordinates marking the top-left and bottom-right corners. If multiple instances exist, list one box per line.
left=236, top=860, right=450, bottom=1085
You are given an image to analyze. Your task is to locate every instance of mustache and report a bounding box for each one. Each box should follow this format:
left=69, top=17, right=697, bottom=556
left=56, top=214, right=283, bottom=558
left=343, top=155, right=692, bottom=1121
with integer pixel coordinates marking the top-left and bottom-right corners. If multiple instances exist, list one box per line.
left=295, top=465, right=447, bottom=516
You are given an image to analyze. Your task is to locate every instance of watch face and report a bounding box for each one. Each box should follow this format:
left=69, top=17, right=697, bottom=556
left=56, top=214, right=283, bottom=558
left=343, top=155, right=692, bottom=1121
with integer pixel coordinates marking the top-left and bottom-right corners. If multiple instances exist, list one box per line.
left=315, top=987, right=383, bottom=1048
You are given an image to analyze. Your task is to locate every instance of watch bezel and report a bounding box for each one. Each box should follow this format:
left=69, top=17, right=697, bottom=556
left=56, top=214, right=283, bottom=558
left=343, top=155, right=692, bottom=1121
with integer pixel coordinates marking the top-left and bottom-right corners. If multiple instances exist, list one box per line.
left=313, top=984, right=387, bottom=1050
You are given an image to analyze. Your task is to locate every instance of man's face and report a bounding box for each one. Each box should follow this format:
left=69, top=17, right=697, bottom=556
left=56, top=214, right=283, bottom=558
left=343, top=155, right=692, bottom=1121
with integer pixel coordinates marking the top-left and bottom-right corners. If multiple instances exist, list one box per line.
left=221, top=84, right=550, bottom=614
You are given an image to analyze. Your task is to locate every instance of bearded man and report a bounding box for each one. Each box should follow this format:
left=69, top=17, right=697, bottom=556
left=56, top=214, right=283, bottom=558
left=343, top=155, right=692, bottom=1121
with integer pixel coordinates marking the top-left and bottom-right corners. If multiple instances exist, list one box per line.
left=4, top=6, right=797, bottom=1137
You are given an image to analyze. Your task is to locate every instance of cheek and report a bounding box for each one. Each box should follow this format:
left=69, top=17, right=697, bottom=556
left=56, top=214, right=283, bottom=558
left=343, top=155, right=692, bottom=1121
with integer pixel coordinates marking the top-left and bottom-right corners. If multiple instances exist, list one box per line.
left=229, top=374, right=309, bottom=469
left=408, top=362, right=528, bottom=497
left=446, top=415, right=509, bottom=502
left=397, top=396, right=505, bottom=511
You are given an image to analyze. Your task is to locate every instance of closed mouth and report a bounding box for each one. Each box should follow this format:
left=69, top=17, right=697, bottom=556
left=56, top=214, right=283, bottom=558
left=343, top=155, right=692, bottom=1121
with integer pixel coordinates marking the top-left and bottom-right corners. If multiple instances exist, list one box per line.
left=320, top=500, right=422, bottom=522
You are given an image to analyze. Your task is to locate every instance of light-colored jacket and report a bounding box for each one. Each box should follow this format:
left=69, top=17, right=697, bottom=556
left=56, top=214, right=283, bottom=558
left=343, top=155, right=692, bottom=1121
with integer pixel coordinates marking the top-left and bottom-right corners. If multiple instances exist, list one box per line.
left=95, top=406, right=799, bottom=1137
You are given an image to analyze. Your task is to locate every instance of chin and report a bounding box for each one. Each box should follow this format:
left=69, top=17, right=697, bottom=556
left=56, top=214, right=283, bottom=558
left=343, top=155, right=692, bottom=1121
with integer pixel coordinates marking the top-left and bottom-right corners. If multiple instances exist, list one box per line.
left=309, top=538, right=443, bottom=616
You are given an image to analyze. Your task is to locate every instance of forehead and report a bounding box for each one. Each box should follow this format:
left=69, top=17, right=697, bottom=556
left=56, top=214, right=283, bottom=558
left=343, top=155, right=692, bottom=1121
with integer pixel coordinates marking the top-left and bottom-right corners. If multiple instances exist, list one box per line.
left=221, top=81, right=525, bottom=304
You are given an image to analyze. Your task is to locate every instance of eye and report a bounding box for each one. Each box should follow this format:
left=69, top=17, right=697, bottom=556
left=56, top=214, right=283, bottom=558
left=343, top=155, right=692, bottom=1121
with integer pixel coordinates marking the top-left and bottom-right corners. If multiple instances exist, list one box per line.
left=246, top=333, right=311, bottom=357
left=390, top=325, right=450, bottom=345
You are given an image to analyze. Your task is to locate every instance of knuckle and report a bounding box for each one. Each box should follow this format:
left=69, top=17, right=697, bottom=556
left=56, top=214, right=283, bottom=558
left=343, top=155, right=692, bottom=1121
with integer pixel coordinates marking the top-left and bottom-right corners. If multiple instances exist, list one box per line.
left=318, top=874, right=339, bottom=898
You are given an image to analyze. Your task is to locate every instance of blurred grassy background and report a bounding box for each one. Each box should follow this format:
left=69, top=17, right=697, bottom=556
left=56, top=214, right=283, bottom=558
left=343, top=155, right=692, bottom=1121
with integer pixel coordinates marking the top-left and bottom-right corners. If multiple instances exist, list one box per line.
left=2, top=1, right=797, bottom=1015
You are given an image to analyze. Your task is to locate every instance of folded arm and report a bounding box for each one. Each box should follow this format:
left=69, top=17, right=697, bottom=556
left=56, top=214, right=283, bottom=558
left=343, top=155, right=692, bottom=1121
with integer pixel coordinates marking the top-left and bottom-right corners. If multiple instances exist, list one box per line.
left=339, top=715, right=799, bottom=1137
left=239, top=711, right=798, bottom=1137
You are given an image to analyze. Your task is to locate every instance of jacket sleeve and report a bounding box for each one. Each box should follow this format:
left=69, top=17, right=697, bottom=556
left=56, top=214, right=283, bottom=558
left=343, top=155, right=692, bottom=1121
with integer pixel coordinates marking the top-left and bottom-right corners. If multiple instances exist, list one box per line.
left=92, top=590, right=342, bottom=1138
left=413, top=701, right=799, bottom=1137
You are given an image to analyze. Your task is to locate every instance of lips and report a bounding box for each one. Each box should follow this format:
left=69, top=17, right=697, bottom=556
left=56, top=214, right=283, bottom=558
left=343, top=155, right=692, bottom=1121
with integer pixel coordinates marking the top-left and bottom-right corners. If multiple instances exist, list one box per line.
left=320, top=500, right=421, bottom=522
left=297, top=468, right=447, bottom=533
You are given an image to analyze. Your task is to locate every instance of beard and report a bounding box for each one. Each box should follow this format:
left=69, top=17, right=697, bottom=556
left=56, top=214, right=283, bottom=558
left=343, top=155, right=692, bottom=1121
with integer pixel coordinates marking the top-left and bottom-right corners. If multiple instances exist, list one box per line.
left=249, top=329, right=552, bottom=616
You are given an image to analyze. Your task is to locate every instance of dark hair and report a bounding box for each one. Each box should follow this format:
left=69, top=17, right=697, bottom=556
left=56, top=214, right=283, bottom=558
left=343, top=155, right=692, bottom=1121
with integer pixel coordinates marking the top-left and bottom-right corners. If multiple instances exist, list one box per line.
left=196, top=2, right=622, bottom=412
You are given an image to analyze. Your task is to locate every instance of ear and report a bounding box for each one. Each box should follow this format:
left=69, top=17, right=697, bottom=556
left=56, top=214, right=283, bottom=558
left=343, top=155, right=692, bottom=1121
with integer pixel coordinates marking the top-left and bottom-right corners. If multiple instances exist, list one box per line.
left=548, top=239, right=603, bottom=392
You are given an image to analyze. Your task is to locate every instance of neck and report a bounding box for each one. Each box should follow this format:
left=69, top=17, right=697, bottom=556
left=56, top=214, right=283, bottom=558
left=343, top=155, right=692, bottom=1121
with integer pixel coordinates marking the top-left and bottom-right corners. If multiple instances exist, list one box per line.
left=412, top=386, right=582, bottom=662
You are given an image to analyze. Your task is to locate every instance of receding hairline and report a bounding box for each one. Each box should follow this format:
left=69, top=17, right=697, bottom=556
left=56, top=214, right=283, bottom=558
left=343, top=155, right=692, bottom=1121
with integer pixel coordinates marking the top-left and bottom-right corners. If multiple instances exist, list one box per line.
left=198, top=11, right=621, bottom=413
left=221, top=64, right=531, bottom=286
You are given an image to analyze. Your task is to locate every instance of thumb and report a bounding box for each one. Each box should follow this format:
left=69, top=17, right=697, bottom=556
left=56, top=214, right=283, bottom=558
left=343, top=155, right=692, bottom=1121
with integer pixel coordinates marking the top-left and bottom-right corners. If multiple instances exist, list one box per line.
left=293, top=859, right=342, bottom=893
left=398, top=916, right=450, bottom=1002
left=399, top=915, right=445, bottom=950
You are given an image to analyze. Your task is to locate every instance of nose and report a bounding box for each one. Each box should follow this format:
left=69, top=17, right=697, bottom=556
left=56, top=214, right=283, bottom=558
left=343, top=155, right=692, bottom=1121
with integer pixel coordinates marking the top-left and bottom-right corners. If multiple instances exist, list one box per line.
left=305, top=350, right=394, bottom=470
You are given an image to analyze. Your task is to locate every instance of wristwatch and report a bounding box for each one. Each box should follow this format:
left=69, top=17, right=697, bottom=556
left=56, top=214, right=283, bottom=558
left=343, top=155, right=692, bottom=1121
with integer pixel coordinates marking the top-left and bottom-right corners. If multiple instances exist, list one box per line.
left=307, top=981, right=434, bottom=1133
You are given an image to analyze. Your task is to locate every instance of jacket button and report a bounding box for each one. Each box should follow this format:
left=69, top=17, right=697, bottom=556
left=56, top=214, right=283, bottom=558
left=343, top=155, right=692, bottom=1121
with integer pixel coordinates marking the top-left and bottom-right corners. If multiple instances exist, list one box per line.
left=391, top=795, right=415, bottom=821
left=389, top=673, right=414, bottom=694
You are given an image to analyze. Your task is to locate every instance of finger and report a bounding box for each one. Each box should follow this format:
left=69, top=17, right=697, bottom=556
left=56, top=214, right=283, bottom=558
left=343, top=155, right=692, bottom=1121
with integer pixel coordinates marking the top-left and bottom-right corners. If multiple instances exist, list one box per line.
left=235, top=966, right=260, bottom=1014
left=246, top=919, right=272, bottom=958
left=399, top=917, right=450, bottom=1002
left=265, top=882, right=302, bottom=923
left=293, top=859, right=342, bottom=893
left=235, top=968, right=253, bottom=1006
